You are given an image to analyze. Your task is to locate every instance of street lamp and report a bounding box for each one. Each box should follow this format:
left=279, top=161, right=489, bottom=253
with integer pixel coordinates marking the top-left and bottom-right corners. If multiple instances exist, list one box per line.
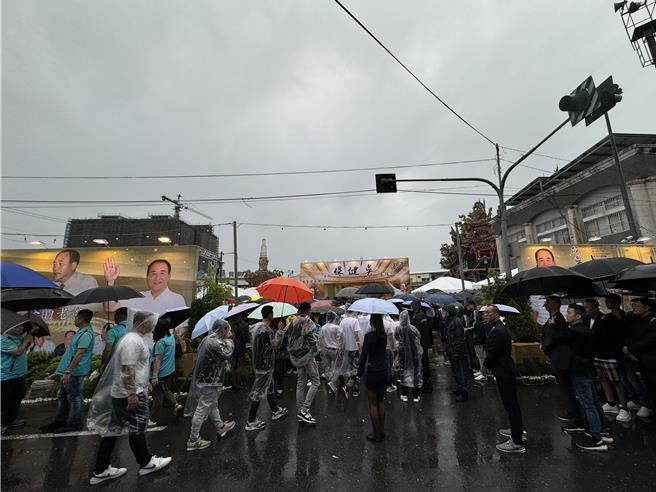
left=588, top=236, right=602, bottom=242
left=29, top=240, right=45, bottom=246
left=93, top=238, right=109, bottom=245
left=158, top=236, right=172, bottom=244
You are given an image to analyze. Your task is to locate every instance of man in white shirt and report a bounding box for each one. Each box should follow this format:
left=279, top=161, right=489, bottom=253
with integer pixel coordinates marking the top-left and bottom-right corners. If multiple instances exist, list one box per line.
left=339, top=312, right=362, bottom=397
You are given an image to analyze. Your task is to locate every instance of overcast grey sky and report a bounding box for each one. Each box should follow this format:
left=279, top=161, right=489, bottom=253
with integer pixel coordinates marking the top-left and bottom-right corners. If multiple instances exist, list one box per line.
left=2, top=0, right=655, bottom=273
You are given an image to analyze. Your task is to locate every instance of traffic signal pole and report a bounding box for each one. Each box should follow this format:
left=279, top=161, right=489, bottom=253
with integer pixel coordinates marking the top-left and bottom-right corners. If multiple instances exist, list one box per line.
left=388, top=118, right=569, bottom=280
left=604, top=113, right=639, bottom=239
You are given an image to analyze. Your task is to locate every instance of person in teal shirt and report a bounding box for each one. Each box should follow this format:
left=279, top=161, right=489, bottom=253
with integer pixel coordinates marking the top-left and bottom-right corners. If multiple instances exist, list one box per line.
left=149, top=318, right=181, bottom=424
left=40, top=309, right=95, bottom=434
left=1, top=321, right=36, bottom=431
left=101, top=307, right=128, bottom=369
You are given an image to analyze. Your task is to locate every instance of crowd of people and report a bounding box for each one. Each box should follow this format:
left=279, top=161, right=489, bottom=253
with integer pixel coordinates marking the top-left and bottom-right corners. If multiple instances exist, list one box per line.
left=1, top=291, right=655, bottom=485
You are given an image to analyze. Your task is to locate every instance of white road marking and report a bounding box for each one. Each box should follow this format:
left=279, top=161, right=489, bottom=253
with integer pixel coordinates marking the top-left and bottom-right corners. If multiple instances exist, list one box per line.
left=1, top=426, right=167, bottom=441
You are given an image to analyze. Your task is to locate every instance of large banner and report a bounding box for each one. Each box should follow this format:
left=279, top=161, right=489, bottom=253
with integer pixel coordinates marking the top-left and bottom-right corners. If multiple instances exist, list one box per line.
left=1, top=246, right=199, bottom=337
left=300, top=258, right=410, bottom=297
left=517, top=244, right=655, bottom=271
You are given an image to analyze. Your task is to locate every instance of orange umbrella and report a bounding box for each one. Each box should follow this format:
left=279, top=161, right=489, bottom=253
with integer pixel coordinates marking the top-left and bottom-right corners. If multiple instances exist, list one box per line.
left=256, top=277, right=313, bottom=304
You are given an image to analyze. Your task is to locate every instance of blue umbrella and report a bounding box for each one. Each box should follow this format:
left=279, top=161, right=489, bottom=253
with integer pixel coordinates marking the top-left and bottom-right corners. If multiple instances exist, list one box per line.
left=192, top=305, right=229, bottom=339
left=347, top=298, right=399, bottom=315
left=424, top=292, right=458, bottom=305
left=1, top=262, right=57, bottom=288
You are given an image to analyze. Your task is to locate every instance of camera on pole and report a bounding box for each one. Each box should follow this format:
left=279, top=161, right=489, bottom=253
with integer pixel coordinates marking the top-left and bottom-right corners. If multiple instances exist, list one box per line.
left=585, top=76, right=623, bottom=126
left=375, top=173, right=398, bottom=193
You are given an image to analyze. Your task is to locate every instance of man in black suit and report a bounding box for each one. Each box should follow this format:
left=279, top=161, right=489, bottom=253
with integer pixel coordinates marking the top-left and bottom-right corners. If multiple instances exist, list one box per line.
left=412, top=300, right=433, bottom=393
left=483, top=305, right=526, bottom=454
left=541, top=295, right=581, bottom=425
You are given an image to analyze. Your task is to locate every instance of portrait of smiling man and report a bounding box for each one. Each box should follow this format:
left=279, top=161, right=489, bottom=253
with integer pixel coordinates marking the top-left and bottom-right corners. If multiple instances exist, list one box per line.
left=52, top=249, right=99, bottom=295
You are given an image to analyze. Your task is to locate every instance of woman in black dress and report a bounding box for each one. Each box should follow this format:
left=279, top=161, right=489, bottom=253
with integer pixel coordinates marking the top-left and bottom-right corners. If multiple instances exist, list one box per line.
left=357, top=313, right=390, bottom=442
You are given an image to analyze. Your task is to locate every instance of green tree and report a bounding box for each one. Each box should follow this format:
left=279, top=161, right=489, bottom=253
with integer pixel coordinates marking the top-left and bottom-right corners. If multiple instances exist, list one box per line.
left=188, top=272, right=233, bottom=338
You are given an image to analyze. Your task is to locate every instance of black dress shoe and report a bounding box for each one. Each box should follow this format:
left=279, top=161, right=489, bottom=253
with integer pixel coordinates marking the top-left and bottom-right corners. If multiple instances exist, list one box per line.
left=366, top=433, right=383, bottom=443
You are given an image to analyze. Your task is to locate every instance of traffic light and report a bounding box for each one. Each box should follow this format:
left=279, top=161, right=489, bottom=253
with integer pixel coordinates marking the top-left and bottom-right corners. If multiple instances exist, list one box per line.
left=585, top=76, right=623, bottom=126
left=559, top=76, right=596, bottom=126
left=375, top=173, right=397, bottom=193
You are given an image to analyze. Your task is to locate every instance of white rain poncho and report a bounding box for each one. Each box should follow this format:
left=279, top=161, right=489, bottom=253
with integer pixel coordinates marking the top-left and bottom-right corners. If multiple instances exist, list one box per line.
left=287, top=315, right=318, bottom=367
left=248, top=320, right=283, bottom=401
left=394, top=310, right=423, bottom=388
left=87, top=308, right=158, bottom=436
left=184, top=318, right=234, bottom=417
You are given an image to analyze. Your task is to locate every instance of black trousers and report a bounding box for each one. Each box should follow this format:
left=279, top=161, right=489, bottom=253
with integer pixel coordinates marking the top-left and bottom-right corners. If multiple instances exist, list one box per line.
left=248, top=394, right=279, bottom=422
left=421, top=350, right=432, bottom=389
left=450, top=356, right=469, bottom=396
left=1, top=377, right=26, bottom=425
left=494, top=368, right=524, bottom=445
left=94, top=433, right=151, bottom=473
left=554, top=369, right=581, bottom=421
left=642, top=367, right=656, bottom=410
left=401, top=386, right=419, bottom=399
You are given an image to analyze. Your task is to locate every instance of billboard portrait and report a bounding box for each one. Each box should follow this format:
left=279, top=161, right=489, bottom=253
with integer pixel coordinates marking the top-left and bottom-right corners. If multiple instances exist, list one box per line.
left=517, top=244, right=656, bottom=271
left=300, top=258, right=410, bottom=297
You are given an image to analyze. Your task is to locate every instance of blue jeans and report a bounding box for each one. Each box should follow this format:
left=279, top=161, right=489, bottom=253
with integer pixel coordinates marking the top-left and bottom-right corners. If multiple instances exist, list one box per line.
left=55, top=376, right=84, bottom=426
left=572, top=375, right=607, bottom=440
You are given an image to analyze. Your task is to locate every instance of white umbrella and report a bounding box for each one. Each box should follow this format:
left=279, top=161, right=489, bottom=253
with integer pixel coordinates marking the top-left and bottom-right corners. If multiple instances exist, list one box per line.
left=347, top=298, right=399, bottom=315
left=192, top=305, right=229, bottom=339
left=479, top=304, right=520, bottom=314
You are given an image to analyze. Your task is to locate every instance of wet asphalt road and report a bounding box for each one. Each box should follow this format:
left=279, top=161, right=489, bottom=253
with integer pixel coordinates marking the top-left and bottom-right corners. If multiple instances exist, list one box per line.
left=2, top=365, right=656, bottom=492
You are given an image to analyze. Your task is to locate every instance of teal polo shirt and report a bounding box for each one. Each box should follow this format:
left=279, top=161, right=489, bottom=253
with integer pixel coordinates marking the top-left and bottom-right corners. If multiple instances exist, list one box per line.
left=106, top=321, right=126, bottom=359
left=55, top=325, right=94, bottom=377
left=151, top=335, right=176, bottom=379
left=1, top=333, right=27, bottom=381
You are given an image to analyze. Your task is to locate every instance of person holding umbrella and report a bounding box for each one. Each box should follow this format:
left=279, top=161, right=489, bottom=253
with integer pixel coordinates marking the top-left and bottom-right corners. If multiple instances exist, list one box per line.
left=245, top=305, right=288, bottom=431
left=41, top=309, right=95, bottom=434
left=1, top=314, right=38, bottom=432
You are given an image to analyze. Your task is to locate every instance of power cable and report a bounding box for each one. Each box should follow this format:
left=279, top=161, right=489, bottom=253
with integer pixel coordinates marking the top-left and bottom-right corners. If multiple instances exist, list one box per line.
left=1, top=157, right=496, bottom=180
left=333, top=0, right=495, bottom=146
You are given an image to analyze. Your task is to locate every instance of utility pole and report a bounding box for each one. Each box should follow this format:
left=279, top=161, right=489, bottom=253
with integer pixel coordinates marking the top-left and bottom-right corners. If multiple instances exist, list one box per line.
left=233, top=221, right=238, bottom=299
left=604, top=114, right=639, bottom=239
left=454, top=222, right=466, bottom=294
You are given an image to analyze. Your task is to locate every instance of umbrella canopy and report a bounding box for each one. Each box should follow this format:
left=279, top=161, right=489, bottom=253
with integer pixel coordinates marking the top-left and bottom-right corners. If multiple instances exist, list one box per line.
left=555, top=282, right=610, bottom=300
left=311, top=299, right=338, bottom=309
left=191, top=305, right=229, bottom=339
left=412, top=276, right=478, bottom=293
left=67, top=285, right=144, bottom=305
left=502, top=266, right=594, bottom=297
left=347, top=298, right=399, bottom=315
left=355, top=283, right=394, bottom=295
left=479, top=304, right=520, bottom=314
left=395, top=293, right=420, bottom=302
left=402, top=300, right=430, bottom=309
left=256, top=277, right=313, bottom=304
left=610, top=263, right=656, bottom=292
left=0, top=262, right=57, bottom=289
left=335, top=287, right=360, bottom=299
left=225, top=302, right=260, bottom=319
left=160, top=307, right=191, bottom=329
left=248, top=302, right=298, bottom=320
left=570, top=258, right=644, bottom=281
left=1, top=287, right=73, bottom=311
left=240, top=288, right=262, bottom=300
left=389, top=298, right=405, bottom=304
left=424, top=292, right=458, bottom=305
left=310, top=305, right=345, bottom=315
left=0, top=308, right=50, bottom=336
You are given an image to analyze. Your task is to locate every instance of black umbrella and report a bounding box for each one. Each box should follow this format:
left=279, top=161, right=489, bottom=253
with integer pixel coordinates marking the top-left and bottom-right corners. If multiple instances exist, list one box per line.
left=0, top=308, right=50, bottom=336
left=1, top=287, right=73, bottom=311
left=610, top=263, right=656, bottom=292
left=396, top=293, right=420, bottom=302
left=502, top=266, right=594, bottom=298
left=335, top=287, right=360, bottom=299
left=570, top=258, right=644, bottom=281
left=355, top=283, right=394, bottom=295
left=555, top=281, right=610, bottom=300
left=67, top=285, right=144, bottom=305
left=160, top=307, right=191, bottom=328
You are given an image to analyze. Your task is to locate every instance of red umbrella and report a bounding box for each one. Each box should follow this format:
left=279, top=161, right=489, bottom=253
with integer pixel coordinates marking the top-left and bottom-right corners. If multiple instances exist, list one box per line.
left=311, top=299, right=338, bottom=309
left=256, top=277, right=313, bottom=304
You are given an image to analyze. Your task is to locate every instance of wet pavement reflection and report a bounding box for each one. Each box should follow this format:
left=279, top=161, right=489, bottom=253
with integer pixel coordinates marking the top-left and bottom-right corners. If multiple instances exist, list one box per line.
left=2, top=366, right=656, bottom=491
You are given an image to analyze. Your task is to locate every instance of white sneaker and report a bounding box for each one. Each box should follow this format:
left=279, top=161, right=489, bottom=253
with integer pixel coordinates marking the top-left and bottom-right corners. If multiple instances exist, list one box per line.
left=627, top=401, right=641, bottom=411
left=186, top=438, right=211, bottom=451
left=174, top=404, right=184, bottom=417
left=245, top=419, right=266, bottom=431
left=138, top=456, right=172, bottom=476
left=473, top=371, right=481, bottom=377
left=217, top=420, right=235, bottom=437
left=413, top=397, right=420, bottom=403
left=636, top=406, right=653, bottom=418
left=147, top=419, right=158, bottom=427
left=496, top=438, right=526, bottom=453
left=400, top=395, right=409, bottom=402
left=386, top=384, right=398, bottom=393
left=602, top=403, right=619, bottom=414
left=498, top=428, right=528, bottom=442
left=475, top=374, right=487, bottom=382
left=90, top=466, right=127, bottom=485
left=616, top=409, right=632, bottom=422
left=271, top=407, right=288, bottom=421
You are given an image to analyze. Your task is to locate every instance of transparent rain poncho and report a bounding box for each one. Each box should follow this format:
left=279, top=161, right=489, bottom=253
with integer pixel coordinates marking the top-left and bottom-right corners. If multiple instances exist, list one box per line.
left=248, top=320, right=284, bottom=401
left=184, top=318, right=234, bottom=417
left=87, top=308, right=159, bottom=436
left=288, top=315, right=318, bottom=366
left=394, top=310, right=423, bottom=388
left=330, top=313, right=358, bottom=381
